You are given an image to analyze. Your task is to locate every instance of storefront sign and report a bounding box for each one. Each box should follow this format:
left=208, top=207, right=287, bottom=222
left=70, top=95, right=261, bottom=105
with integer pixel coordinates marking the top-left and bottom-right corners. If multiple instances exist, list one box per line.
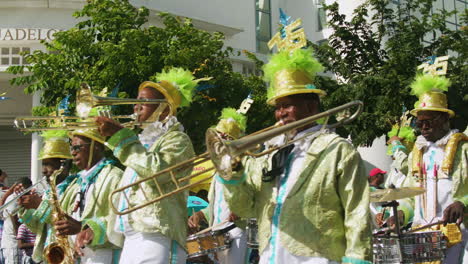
left=0, top=28, right=63, bottom=41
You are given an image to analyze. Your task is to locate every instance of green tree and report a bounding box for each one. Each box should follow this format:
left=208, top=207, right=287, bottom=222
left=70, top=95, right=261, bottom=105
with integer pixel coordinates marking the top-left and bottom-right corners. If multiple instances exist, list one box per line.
left=7, top=0, right=272, bottom=153
left=311, top=0, right=467, bottom=146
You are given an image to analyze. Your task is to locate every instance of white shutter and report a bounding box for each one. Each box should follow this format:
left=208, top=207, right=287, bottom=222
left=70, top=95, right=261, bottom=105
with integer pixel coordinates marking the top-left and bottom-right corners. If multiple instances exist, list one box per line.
left=0, top=126, right=31, bottom=186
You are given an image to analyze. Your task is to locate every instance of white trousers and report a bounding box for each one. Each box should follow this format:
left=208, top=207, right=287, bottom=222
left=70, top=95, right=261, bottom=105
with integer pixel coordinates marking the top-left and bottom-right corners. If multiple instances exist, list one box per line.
left=2, top=248, right=19, bottom=264
left=80, top=248, right=119, bottom=264
left=119, top=232, right=186, bottom=264
left=217, top=228, right=248, bottom=264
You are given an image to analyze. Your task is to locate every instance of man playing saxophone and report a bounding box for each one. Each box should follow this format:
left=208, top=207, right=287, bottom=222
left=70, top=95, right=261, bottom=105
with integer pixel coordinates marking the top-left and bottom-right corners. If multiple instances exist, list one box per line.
left=54, top=127, right=123, bottom=263
left=19, top=127, right=124, bottom=263
left=219, top=46, right=372, bottom=263
left=95, top=68, right=198, bottom=263
left=17, top=130, right=73, bottom=263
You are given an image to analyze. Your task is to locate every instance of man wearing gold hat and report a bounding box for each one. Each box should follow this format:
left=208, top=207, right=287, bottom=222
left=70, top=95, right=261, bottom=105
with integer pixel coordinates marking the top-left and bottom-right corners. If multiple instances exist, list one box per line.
left=17, top=130, right=73, bottom=263
left=189, top=107, right=250, bottom=264
left=95, top=67, right=197, bottom=263
left=219, top=36, right=371, bottom=263
left=22, top=126, right=124, bottom=263
left=56, top=126, right=124, bottom=263
left=397, top=72, right=468, bottom=263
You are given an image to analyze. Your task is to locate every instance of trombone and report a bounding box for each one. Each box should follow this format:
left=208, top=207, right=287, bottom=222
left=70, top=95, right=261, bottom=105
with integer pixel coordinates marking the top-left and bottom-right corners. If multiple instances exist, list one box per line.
left=14, top=83, right=173, bottom=132
left=110, top=100, right=363, bottom=215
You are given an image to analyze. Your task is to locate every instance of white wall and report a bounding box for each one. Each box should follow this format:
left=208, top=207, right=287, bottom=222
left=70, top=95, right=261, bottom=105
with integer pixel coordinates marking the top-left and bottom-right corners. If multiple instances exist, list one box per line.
left=132, top=0, right=256, bottom=51
left=357, top=135, right=393, bottom=175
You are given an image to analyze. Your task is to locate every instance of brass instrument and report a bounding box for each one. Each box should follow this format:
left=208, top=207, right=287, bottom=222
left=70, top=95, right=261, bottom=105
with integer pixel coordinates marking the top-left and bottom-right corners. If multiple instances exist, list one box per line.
left=14, top=83, right=172, bottom=132
left=110, top=100, right=363, bottom=215
left=0, top=178, right=48, bottom=216
left=43, top=165, right=75, bottom=264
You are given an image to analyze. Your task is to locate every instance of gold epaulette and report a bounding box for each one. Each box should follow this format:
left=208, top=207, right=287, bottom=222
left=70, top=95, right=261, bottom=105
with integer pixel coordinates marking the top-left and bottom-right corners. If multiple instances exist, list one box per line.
left=411, top=145, right=424, bottom=180
left=442, top=133, right=468, bottom=174
left=412, top=133, right=468, bottom=179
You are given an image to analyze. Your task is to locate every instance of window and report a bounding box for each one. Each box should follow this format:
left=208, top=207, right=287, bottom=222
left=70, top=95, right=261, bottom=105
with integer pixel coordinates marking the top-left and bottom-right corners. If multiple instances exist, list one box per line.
left=256, top=0, right=272, bottom=54
left=0, top=47, right=31, bottom=66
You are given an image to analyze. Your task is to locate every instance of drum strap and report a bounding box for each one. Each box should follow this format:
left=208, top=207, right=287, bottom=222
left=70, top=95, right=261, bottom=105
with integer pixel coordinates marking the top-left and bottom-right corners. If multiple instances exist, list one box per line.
left=217, top=223, right=237, bottom=234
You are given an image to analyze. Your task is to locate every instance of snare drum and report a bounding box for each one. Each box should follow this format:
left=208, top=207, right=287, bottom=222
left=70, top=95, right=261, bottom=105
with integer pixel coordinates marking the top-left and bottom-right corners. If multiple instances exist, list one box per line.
left=246, top=218, right=259, bottom=249
left=186, top=230, right=231, bottom=259
left=373, top=231, right=447, bottom=263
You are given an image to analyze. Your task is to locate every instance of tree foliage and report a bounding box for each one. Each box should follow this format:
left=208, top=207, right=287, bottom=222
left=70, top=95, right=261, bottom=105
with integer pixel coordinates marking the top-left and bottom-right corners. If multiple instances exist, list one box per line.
left=7, top=0, right=272, bottom=153
left=311, top=0, right=467, bottom=145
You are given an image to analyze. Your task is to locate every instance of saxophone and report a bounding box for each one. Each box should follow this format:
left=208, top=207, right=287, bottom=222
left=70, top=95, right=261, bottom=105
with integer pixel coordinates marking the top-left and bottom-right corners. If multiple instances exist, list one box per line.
left=43, top=164, right=75, bottom=264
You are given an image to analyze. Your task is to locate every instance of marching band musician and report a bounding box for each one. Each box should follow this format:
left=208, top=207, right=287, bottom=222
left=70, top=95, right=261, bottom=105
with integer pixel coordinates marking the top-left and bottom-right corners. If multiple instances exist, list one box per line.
left=396, top=72, right=467, bottom=263
left=57, top=126, right=124, bottom=263
left=1, top=177, right=32, bottom=264
left=17, top=130, right=73, bottom=263
left=189, top=107, right=250, bottom=264
left=95, top=68, right=198, bottom=264
left=20, top=126, right=124, bottom=263
left=220, top=46, right=372, bottom=263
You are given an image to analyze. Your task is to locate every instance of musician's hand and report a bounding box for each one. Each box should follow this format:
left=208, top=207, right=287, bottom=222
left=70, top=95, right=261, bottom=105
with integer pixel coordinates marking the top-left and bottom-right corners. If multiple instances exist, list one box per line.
left=386, top=210, right=405, bottom=230
left=443, top=201, right=465, bottom=226
left=13, top=184, right=25, bottom=194
left=188, top=211, right=206, bottom=232
left=3, top=183, right=18, bottom=197
left=228, top=213, right=239, bottom=222
left=95, top=116, right=124, bottom=137
left=18, top=192, right=42, bottom=209
left=387, top=136, right=402, bottom=145
left=55, top=215, right=82, bottom=236
left=375, top=213, right=385, bottom=227
left=75, top=228, right=94, bottom=256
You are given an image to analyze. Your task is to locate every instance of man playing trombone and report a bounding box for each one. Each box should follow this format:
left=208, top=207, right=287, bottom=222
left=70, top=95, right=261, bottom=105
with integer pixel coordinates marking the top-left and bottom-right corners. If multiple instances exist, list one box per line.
left=219, top=46, right=371, bottom=263
left=95, top=67, right=198, bottom=263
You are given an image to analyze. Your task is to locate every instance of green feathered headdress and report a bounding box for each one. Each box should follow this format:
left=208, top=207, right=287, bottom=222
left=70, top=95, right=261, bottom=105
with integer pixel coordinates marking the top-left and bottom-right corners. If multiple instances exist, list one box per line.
left=409, top=74, right=454, bottom=117
left=155, top=68, right=197, bottom=108
left=219, top=108, right=247, bottom=132
left=262, top=48, right=325, bottom=105
left=410, top=74, right=451, bottom=97
left=386, top=125, right=416, bottom=155
left=215, top=107, right=248, bottom=139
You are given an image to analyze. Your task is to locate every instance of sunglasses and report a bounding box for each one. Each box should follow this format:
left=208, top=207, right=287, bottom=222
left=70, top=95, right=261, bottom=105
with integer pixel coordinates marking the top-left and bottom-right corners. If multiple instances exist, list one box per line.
left=415, top=114, right=443, bottom=129
left=70, top=143, right=91, bottom=153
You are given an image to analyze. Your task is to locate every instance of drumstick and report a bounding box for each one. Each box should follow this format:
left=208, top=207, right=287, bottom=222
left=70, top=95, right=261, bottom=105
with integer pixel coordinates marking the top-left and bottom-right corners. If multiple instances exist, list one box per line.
left=195, top=220, right=229, bottom=235
left=406, top=220, right=444, bottom=233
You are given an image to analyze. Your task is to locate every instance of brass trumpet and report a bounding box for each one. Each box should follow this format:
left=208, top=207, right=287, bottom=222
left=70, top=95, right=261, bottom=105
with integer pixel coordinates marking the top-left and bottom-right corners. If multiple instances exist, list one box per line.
left=110, top=100, right=363, bottom=215
left=14, top=83, right=172, bottom=132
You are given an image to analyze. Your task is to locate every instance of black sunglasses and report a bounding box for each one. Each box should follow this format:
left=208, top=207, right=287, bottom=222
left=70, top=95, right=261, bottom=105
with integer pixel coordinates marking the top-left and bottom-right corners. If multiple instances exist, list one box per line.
left=415, top=114, right=444, bottom=129
left=70, top=143, right=91, bottom=153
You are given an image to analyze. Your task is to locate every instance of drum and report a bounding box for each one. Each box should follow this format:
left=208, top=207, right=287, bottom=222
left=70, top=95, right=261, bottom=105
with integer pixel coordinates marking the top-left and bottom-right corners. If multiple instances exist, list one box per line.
left=373, top=231, right=447, bottom=264
left=246, top=218, right=259, bottom=249
left=186, top=230, right=231, bottom=259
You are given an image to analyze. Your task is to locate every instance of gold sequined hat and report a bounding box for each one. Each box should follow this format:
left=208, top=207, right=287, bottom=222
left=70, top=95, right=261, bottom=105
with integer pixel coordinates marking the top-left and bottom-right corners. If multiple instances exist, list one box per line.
left=139, top=67, right=209, bottom=115
left=215, top=108, right=248, bottom=139
left=410, top=57, right=455, bottom=117
left=410, top=56, right=454, bottom=118
left=69, top=128, right=106, bottom=144
left=263, top=15, right=325, bottom=106
left=68, top=108, right=106, bottom=144
left=39, top=130, right=72, bottom=160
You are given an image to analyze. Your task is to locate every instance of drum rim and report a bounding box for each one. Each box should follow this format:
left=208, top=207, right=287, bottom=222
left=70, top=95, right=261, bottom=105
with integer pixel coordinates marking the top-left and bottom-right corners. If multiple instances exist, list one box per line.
left=187, top=245, right=231, bottom=258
